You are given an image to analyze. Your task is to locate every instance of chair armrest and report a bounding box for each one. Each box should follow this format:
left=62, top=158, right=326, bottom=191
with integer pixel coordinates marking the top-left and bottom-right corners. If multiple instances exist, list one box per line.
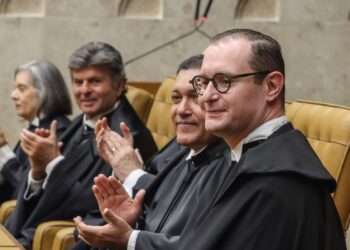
left=0, top=200, right=16, bottom=223
left=33, top=220, right=75, bottom=250
left=52, top=227, right=76, bottom=250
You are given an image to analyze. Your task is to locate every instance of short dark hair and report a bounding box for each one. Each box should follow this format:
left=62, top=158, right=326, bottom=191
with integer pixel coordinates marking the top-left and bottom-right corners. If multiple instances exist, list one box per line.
left=176, top=54, right=203, bottom=75
left=212, top=28, right=285, bottom=102
left=14, top=60, right=72, bottom=117
left=68, top=41, right=126, bottom=84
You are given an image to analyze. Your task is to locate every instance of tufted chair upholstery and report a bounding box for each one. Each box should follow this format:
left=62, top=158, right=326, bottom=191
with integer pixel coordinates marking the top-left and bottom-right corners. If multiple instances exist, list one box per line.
left=286, top=100, right=350, bottom=228
left=146, top=77, right=176, bottom=149
left=126, top=85, right=154, bottom=124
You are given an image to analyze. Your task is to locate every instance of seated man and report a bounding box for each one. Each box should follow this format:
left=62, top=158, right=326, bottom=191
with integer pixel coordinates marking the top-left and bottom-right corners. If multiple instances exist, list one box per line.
left=5, top=41, right=157, bottom=249
left=175, top=28, right=346, bottom=250
left=74, top=55, right=230, bottom=250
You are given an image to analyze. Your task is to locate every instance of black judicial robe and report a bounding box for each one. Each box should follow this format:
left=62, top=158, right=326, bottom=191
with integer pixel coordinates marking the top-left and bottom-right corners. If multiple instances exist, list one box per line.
left=133, top=138, right=188, bottom=192
left=176, top=123, right=346, bottom=250
left=134, top=139, right=230, bottom=250
left=0, top=115, right=71, bottom=203
left=5, top=96, right=157, bottom=249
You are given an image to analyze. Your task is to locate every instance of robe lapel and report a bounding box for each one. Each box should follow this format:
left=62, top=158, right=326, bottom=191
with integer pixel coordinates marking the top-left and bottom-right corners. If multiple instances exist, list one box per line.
left=144, top=149, right=188, bottom=203
left=212, top=123, right=294, bottom=207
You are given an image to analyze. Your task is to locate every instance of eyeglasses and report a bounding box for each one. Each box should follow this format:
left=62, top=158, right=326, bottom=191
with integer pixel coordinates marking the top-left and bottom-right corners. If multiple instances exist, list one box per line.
left=190, top=71, right=271, bottom=95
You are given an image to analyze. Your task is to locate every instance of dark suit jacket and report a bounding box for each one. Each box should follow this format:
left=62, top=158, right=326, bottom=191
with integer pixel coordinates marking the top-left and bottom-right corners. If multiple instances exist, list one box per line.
left=134, top=139, right=229, bottom=250
left=0, top=115, right=71, bottom=203
left=5, top=96, right=157, bottom=249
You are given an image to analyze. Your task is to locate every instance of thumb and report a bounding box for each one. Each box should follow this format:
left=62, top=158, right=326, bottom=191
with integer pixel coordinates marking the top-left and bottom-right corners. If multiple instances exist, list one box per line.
left=58, top=141, right=64, bottom=151
left=49, top=120, right=58, bottom=141
left=120, top=122, right=133, bottom=146
left=103, top=208, right=127, bottom=228
left=134, top=189, right=146, bottom=211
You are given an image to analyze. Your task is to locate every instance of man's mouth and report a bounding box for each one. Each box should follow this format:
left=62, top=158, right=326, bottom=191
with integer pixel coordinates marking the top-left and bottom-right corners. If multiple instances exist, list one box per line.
left=176, top=121, right=197, bottom=130
left=80, top=99, right=96, bottom=105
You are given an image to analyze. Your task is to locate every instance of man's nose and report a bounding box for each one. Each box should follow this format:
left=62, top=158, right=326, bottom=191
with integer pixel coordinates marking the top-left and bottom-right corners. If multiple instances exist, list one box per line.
left=178, top=98, right=192, bottom=115
left=201, top=81, right=218, bottom=101
left=80, top=82, right=91, bottom=94
left=11, top=89, right=18, bottom=100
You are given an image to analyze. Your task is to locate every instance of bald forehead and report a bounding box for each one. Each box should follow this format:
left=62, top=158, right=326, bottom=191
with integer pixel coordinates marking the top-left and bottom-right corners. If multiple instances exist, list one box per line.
left=201, top=38, right=253, bottom=76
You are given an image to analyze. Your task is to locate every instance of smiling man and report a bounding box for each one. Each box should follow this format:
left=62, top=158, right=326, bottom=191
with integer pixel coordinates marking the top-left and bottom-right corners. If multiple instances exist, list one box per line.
left=5, top=42, right=157, bottom=249
left=175, top=28, right=346, bottom=250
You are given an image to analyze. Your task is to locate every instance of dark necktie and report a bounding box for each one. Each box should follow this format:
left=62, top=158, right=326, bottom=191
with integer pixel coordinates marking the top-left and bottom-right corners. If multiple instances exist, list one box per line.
left=78, top=126, right=94, bottom=145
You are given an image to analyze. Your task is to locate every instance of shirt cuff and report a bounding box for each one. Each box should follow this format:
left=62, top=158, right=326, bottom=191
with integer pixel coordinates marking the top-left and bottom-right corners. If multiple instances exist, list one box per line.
left=24, top=155, right=64, bottom=200
left=127, top=230, right=140, bottom=250
left=123, top=169, right=146, bottom=197
left=24, top=170, right=44, bottom=200
left=0, top=144, right=16, bottom=171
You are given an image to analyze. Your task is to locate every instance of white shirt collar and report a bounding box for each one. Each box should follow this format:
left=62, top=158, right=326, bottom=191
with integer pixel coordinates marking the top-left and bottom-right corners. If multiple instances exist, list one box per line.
left=231, top=116, right=288, bottom=162
left=186, top=145, right=208, bottom=160
left=30, top=117, right=40, bottom=127
left=83, top=100, right=120, bottom=129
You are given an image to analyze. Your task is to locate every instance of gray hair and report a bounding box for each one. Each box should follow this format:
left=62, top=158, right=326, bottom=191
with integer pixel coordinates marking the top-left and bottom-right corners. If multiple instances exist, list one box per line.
left=176, top=54, right=203, bottom=75
left=68, top=41, right=126, bottom=86
left=14, top=60, right=72, bottom=117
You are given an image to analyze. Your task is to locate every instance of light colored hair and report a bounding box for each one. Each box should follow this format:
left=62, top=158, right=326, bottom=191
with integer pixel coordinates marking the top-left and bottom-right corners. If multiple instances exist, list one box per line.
left=14, top=60, right=72, bottom=117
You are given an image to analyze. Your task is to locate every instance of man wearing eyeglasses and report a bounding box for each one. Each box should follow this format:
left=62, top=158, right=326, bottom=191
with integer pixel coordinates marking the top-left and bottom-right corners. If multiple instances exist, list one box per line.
left=176, top=28, right=346, bottom=250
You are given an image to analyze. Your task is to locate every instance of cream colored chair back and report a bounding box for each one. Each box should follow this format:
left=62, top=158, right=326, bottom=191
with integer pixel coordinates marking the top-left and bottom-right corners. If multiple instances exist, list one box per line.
left=286, top=100, right=350, bottom=228
left=146, top=77, right=176, bottom=149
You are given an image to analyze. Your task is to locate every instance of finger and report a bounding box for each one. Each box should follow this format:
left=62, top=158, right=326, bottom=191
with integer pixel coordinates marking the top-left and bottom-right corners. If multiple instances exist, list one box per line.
left=20, top=130, right=36, bottom=148
left=134, top=148, right=144, bottom=165
left=49, top=120, right=58, bottom=141
left=134, top=189, right=146, bottom=211
left=74, top=218, right=102, bottom=245
left=95, top=119, right=103, bottom=135
left=94, top=175, right=115, bottom=197
left=93, top=185, right=104, bottom=205
left=104, top=130, right=123, bottom=151
left=21, top=129, right=37, bottom=142
left=98, top=136, right=113, bottom=158
left=108, top=176, right=127, bottom=195
left=103, top=208, right=128, bottom=229
left=77, top=234, right=93, bottom=247
left=120, top=122, right=134, bottom=146
left=102, top=118, right=111, bottom=131
left=73, top=216, right=83, bottom=226
left=20, top=140, right=31, bottom=155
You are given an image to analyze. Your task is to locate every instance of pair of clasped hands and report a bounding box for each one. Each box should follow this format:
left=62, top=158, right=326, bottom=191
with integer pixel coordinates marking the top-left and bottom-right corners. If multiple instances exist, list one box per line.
left=20, top=118, right=145, bottom=249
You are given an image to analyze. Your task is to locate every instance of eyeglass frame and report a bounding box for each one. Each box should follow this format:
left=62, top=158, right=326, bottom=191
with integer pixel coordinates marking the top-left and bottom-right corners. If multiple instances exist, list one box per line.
left=189, top=71, right=271, bottom=95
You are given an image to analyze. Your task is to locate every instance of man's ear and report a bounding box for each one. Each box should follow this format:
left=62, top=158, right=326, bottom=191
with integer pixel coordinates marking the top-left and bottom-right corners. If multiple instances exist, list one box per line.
left=263, top=71, right=284, bottom=103
left=115, top=78, right=127, bottom=96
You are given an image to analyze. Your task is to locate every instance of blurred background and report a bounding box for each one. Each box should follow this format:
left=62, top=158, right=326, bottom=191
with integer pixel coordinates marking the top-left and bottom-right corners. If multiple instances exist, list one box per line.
left=0, top=0, right=349, bottom=145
